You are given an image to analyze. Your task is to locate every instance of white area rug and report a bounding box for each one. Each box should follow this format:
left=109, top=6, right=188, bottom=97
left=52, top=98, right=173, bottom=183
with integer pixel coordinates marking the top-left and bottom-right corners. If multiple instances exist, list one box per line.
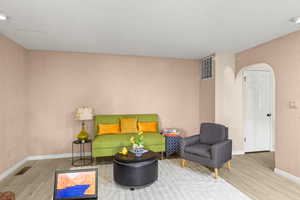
left=72, top=159, right=251, bottom=200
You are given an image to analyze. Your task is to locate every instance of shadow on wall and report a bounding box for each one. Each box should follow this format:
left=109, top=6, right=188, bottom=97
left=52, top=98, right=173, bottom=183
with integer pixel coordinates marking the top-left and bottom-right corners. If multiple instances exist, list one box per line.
left=217, top=63, right=243, bottom=152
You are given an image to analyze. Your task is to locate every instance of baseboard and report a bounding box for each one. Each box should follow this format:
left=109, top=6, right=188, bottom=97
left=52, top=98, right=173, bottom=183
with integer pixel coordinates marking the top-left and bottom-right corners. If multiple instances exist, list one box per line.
left=274, top=168, right=300, bottom=184
left=27, top=152, right=91, bottom=160
left=270, top=148, right=275, bottom=152
left=0, top=157, right=28, bottom=181
left=232, top=151, right=245, bottom=155
left=0, top=152, right=92, bottom=181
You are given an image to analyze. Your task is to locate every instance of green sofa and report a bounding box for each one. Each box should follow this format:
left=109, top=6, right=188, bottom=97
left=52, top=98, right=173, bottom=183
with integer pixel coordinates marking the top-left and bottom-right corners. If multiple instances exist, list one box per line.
left=92, top=114, right=165, bottom=158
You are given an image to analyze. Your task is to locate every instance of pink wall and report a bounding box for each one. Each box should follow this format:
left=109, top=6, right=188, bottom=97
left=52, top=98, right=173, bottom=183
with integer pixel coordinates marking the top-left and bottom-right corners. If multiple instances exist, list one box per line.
left=236, top=30, right=300, bottom=177
left=0, top=35, right=214, bottom=173
left=199, top=71, right=215, bottom=123
left=27, top=51, right=202, bottom=155
left=0, top=35, right=28, bottom=174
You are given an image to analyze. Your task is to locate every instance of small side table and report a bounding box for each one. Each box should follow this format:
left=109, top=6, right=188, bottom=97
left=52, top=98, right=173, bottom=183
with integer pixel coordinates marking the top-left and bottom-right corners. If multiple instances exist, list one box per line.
left=164, top=135, right=182, bottom=158
left=72, top=139, right=93, bottom=166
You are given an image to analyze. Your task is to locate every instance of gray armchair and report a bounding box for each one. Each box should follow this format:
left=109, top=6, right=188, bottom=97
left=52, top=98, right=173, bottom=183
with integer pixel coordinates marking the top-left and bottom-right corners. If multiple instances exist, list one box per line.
left=180, top=123, right=232, bottom=178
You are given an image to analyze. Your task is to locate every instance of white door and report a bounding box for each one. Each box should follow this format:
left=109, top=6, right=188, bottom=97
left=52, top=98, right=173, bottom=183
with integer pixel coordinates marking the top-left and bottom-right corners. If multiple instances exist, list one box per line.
left=244, top=70, right=272, bottom=152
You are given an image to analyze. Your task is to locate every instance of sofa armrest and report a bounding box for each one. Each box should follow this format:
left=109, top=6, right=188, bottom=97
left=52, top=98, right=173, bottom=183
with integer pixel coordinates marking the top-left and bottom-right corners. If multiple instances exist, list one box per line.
left=180, top=135, right=200, bottom=156
left=211, top=140, right=232, bottom=165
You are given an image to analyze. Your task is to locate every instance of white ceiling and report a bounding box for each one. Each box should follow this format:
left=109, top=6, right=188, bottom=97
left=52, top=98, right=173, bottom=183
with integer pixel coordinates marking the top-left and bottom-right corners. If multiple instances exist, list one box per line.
left=0, top=0, right=300, bottom=59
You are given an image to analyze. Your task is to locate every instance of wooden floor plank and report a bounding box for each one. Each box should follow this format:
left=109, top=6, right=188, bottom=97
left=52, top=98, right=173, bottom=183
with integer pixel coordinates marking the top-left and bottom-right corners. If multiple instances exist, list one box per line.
left=0, top=152, right=299, bottom=200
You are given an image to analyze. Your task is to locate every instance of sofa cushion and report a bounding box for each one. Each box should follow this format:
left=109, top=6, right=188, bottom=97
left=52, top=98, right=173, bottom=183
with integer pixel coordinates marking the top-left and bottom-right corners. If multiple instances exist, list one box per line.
left=121, top=118, right=138, bottom=133
left=93, top=133, right=164, bottom=149
left=98, top=123, right=120, bottom=135
left=184, top=144, right=211, bottom=158
left=138, top=122, right=158, bottom=132
left=94, top=114, right=159, bottom=136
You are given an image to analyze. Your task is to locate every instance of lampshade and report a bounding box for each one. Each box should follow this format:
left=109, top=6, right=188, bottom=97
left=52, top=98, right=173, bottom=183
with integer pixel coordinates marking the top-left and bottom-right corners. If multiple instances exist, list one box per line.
left=75, top=107, right=93, bottom=121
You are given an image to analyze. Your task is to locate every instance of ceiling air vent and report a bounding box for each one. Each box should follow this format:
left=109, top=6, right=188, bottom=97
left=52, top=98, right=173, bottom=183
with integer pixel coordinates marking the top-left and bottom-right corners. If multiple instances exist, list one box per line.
left=201, top=55, right=214, bottom=80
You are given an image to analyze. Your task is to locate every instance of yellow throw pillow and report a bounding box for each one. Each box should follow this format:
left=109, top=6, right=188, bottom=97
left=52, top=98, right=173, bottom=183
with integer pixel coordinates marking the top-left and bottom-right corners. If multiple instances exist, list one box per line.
left=138, top=121, right=158, bottom=133
left=121, top=118, right=138, bottom=133
left=98, top=123, right=120, bottom=135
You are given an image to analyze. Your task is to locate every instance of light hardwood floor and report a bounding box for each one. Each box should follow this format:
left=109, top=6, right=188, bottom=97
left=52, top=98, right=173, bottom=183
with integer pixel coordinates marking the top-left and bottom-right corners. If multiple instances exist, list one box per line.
left=221, top=152, right=300, bottom=200
left=0, top=152, right=300, bottom=200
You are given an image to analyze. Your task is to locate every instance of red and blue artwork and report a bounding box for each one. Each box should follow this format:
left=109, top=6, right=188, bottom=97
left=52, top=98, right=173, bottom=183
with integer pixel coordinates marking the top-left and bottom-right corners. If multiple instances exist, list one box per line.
left=55, top=171, right=96, bottom=199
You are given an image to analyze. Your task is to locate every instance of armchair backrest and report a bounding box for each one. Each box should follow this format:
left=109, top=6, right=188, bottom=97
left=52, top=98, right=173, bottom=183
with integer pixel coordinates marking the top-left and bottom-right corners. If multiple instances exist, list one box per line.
left=199, top=123, right=228, bottom=144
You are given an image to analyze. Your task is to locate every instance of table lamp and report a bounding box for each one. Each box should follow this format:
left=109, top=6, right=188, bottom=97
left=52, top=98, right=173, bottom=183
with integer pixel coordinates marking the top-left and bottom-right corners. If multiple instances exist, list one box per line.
left=75, top=106, right=93, bottom=141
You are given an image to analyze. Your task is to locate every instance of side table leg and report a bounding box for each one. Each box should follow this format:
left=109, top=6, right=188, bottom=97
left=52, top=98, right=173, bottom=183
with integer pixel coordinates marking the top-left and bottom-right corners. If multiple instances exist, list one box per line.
left=90, top=141, right=93, bottom=165
left=92, top=157, right=96, bottom=165
left=72, top=143, right=74, bottom=166
left=80, top=143, right=83, bottom=167
left=83, top=143, right=85, bottom=166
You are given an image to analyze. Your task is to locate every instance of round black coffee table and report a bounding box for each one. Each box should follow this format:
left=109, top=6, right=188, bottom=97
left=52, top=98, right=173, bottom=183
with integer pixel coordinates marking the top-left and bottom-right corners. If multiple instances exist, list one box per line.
left=113, top=150, right=158, bottom=190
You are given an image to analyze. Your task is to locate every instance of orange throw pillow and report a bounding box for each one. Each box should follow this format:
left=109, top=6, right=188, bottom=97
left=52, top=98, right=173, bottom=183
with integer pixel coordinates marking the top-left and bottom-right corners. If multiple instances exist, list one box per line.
left=98, top=123, right=120, bottom=135
left=138, top=122, right=158, bottom=133
left=121, top=118, right=138, bottom=133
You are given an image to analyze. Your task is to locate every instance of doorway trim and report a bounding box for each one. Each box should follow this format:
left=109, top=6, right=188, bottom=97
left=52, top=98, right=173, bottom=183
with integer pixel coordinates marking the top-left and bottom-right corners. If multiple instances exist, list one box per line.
left=239, top=63, right=276, bottom=152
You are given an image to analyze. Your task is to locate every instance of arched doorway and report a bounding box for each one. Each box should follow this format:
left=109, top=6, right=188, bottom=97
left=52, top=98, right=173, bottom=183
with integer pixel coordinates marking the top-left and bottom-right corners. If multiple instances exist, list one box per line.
left=238, top=63, right=275, bottom=153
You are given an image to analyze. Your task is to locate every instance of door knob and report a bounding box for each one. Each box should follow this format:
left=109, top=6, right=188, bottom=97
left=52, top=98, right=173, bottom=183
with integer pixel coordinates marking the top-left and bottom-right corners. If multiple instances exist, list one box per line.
left=267, top=113, right=272, bottom=117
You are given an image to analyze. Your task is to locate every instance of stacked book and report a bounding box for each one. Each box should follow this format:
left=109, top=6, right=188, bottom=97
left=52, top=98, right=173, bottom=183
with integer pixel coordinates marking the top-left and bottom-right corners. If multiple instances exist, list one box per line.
left=162, top=128, right=181, bottom=136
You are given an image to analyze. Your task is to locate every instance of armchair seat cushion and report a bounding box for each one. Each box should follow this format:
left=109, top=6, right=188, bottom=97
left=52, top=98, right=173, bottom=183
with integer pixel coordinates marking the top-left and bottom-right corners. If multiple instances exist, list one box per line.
left=184, top=143, right=211, bottom=159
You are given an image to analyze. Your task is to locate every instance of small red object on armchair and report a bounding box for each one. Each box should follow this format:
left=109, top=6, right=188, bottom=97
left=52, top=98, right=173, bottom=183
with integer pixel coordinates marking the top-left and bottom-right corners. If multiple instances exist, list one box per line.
left=0, top=192, right=15, bottom=200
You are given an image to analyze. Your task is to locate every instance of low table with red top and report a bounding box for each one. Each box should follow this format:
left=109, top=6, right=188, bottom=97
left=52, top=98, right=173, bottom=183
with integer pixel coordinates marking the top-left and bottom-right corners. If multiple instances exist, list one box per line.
left=161, top=129, right=182, bottom=158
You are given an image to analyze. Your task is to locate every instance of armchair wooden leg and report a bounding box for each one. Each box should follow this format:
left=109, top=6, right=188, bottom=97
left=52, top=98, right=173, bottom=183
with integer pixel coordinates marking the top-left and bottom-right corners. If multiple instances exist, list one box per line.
left=161, top=152, right=164, bottom=160
left=226, top=160, right=232, bottom=169
left=213, top=168, right=219, bottom=179
left=181, top=159, right=186, bottom=168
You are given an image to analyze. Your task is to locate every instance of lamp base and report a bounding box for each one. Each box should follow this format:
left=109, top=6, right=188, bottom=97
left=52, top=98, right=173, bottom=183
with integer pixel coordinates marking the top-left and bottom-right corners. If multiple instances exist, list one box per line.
left=77, top=129, right=89, bottom=141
